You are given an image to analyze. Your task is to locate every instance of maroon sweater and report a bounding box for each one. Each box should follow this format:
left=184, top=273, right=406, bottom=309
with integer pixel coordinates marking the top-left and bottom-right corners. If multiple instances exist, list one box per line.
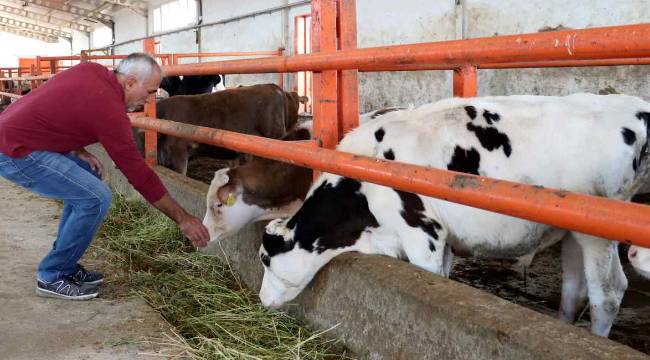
left=0, top=62, right=166, bottom=203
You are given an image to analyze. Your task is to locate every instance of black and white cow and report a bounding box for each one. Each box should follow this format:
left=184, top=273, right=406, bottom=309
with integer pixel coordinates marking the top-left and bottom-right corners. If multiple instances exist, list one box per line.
left=258, top=93, right=650, bottom=337
left=628, top=245, right=650, bottom=279
left=159, top=74, right=224, bottom=97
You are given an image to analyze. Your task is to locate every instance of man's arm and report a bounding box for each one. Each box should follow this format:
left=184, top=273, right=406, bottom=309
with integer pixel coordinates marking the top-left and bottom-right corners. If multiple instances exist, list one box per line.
left=152, top=193, right=209, bottom=248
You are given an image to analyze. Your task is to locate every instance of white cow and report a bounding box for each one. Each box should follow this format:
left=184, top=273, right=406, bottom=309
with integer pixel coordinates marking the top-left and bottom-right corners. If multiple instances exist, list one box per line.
left=628, top=245, right=650, bottom=279
left=258, top=93, right=650, bottom=338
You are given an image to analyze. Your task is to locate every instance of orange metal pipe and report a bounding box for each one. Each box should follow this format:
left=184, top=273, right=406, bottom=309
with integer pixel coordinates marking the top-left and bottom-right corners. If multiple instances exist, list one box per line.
left=160, top=23, right=650, bottom=76
left=453, top=65, right=477, bottom=97
left=337, top=0, right=359, bottom=138
left=172, top=50, right=285, bottom=59
left=480, top=57, right=650, bottom=69
left=311, top=0, right=339, bottom=151
left=130, top=116, right=650, bottom=248
left=361, top=57, right=650, bottom=72
left=143, top=38, right=158, bottom=167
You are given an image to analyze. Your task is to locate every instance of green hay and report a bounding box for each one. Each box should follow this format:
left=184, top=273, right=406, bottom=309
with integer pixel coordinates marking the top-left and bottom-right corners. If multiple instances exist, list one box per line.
left=95, top=193, right=353, bottom=360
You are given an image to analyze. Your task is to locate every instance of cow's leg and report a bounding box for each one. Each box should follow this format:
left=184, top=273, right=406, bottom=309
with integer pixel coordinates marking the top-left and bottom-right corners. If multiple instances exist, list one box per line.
left=559, top=236, right=587, bottom=323
left=401, top=228, right=446, bottom=275
left=574, top=233, right=627, bottom=337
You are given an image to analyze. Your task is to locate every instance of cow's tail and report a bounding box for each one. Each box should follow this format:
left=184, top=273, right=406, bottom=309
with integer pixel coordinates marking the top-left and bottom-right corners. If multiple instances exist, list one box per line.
left=618, top=111, right=650, bottom=200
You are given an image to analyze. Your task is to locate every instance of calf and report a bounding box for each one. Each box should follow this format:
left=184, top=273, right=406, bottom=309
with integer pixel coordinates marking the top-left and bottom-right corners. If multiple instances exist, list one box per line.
left=628, top=245, right=650, bottom=279
left=203, top=107, right=405, bottom=242
left=258, top=93, right=650, bottom=338
left=203, top=124, right=313, bottom=241
left=149, top=83, right=300, bottom=174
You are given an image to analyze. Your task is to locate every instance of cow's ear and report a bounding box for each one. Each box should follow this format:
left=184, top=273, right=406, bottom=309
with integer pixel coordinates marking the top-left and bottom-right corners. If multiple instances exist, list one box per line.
left=210, top=168, right=230, bottom=188
left=217, top=182, right=242, bottom=205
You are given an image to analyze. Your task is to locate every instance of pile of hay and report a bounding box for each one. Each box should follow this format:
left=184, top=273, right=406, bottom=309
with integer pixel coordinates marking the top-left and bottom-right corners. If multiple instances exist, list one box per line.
left=94, top=193, right=351, bottom=359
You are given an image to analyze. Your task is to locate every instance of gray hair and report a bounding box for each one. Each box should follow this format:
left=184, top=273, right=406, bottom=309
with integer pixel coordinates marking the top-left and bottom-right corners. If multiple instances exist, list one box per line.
left=115, top=53, right=162, bottom=83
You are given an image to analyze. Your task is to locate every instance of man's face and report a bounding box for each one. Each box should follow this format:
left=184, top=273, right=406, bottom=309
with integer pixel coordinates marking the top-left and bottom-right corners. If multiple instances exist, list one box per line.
left=124, top=70, right=161, bottom=111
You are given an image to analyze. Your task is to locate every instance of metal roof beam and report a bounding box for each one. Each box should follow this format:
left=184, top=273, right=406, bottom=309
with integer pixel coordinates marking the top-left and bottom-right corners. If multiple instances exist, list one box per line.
left=0, top=23, right=59, bottom=42
left=101, top=0, right=147, bottom=16
left=4, top=0, right=112, bottom=22
left=0, top=14, right=70, bottom=38
left=0, top=3, right=91, bottom=32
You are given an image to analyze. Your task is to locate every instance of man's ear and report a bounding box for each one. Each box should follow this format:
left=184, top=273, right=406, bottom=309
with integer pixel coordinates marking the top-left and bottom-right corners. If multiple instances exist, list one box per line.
left=126, top=75, right=138, bottom=88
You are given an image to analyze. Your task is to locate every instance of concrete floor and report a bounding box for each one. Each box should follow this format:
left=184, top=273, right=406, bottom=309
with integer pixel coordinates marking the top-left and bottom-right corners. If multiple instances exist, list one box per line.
left=0, top=178, right=179, bottom=360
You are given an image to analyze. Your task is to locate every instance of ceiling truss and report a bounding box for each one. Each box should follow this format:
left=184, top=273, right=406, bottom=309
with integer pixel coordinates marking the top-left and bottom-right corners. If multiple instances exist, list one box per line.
left=0, top=23, right=59, bottom=42
left=0, top=0, right=150, bottom=42
left=4, top=0, right=113, bottom=23
left=0, top=14, right=71, bottom=38
left=0, top=3, right=91, bottom=32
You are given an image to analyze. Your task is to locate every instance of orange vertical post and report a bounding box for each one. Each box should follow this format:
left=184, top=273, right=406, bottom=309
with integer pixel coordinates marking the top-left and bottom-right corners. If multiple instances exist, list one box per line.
left=277, top=47, right=285, bottom=88
left=143, top=37, right=158, bottom=167
left=337, top=0, right=359, bottom=138
left=49, top=60, right=57, bottom=75
left=311, top=0, right=339, bottom=151
left=453, top=65, right=478, bottom=97
left=29, top=64, right=38, bottom=90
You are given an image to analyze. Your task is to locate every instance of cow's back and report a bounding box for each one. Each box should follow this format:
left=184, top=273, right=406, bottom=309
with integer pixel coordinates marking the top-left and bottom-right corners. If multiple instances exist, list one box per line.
left=156, top=83, right=288, bottom=139
left=338, top=93, right=650, bottom=256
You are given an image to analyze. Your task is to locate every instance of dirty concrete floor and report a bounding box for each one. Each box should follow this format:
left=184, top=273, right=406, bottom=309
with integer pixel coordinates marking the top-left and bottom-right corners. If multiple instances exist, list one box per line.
left=0, top=178, right=179, bottom=360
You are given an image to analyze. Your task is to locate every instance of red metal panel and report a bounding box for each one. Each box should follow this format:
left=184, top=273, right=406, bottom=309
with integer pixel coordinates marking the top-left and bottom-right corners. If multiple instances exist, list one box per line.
left=337, top=0, right=359, bottom=138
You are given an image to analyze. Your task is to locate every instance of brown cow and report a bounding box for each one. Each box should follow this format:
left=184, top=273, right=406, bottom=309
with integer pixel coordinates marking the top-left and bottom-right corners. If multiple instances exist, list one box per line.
left=137, top=83, right=302, bottom=175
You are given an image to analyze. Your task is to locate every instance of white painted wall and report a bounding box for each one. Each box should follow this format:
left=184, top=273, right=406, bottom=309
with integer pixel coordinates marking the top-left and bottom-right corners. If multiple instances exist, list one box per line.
left=0, top=33, right=71, bottom=67
left=468, top=0, right=650, bottom=100
left=114, top=7, right=148, bottom=44
left=71, top=30, right=90, bottom=55
left=99, top=0, right=650, bottom=107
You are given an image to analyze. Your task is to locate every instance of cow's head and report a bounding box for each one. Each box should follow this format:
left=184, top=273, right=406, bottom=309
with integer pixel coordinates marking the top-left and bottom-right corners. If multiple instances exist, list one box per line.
left=202, top=166, right=307, bottom=243
left=258, top=219, right=342, bottom=308
left=258, top=176, right=379, bottom=308
left=203, top=168, right=260, bottom=242
left=629, top=245, right=650, bottom=279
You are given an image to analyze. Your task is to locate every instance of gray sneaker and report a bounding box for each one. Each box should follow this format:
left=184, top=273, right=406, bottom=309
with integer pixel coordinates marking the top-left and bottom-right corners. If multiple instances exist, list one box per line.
left=36, top=275, right=99, bottom=300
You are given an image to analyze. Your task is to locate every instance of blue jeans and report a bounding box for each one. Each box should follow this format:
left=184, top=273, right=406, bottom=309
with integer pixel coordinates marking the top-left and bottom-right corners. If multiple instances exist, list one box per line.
left=0, top=151, right=112, bottom=282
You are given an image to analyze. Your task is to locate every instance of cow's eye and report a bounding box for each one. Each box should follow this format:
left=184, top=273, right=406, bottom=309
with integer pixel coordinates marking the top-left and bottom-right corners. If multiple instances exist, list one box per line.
left=215, top=203, right=223, bottom=208
left=260, top=253, right=271, bottom=267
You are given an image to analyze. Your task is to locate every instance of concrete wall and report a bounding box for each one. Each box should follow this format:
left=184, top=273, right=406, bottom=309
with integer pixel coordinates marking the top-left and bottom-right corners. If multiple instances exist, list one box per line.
left=71, top=30, right=90, bottom=56
left=200, top=0, right=287, bottom=85
left=103, top=0, right=650, bottom=108
left=113, top=7, right=148, bottom=55
left=468, top=0, right=650, bottom=100
left=89, top=143, right=648, bottom=359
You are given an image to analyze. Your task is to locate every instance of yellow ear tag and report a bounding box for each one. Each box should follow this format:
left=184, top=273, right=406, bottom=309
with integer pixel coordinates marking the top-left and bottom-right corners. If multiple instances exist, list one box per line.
left=226, top=192, right=236, bottom=207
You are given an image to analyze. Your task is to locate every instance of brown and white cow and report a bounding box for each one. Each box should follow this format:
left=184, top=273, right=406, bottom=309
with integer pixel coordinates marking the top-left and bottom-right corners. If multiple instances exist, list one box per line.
left=135, top=83, right=303, bottom=175
left=628, top=245, right=650, bottom=279
left=202, top=107, right=404, bottom=243
left=202, top=123, right=313, bottom=241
